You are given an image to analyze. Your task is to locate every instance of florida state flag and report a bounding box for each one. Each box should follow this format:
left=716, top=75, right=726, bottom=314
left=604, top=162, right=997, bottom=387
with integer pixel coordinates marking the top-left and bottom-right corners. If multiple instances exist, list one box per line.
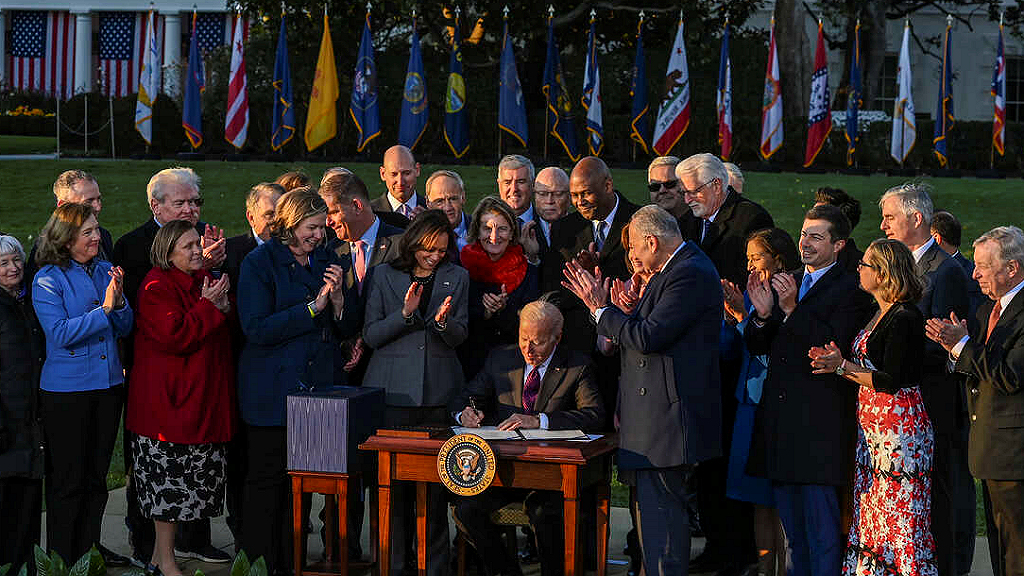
left=803, top=20, right=831, bottom=167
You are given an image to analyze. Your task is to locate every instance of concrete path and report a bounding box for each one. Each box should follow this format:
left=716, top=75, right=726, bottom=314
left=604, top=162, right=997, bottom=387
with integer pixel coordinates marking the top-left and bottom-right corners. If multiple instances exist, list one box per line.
left=37, top=487, right=994, bottom=576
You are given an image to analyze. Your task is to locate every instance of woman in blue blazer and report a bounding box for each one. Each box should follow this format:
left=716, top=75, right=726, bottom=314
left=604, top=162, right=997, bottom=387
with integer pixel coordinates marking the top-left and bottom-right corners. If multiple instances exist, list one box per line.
left=236, top=188, right=356, bottom=573
left=31, top=203, right=132, bottom=563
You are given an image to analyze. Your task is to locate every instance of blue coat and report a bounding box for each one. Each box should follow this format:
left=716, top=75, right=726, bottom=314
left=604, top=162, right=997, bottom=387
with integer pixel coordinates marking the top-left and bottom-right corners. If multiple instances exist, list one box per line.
left=32, top=260, right=133, bottom=393
left=236, top=239, right=360, bottom=426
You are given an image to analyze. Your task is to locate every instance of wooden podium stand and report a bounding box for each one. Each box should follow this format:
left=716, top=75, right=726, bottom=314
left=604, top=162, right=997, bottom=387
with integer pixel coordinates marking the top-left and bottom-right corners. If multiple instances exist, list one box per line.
left=359, top=431, right=617, bottom=576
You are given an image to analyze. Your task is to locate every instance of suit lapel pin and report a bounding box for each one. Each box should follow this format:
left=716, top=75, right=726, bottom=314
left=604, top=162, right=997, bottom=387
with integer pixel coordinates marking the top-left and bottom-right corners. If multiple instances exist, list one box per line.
left=443, top=281, right=451, bottom=287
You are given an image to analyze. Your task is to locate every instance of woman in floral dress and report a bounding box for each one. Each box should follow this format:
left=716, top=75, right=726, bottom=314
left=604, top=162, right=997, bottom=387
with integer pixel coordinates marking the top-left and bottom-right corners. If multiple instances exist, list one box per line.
left=809, top=238, right=937, bottom=576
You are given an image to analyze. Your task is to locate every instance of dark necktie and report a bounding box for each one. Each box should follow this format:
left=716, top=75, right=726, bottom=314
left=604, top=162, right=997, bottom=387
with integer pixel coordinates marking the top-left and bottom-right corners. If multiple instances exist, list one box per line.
left=594, top=221, right=607, bottom=250
left=986, top=300, right=1002, bottom=343
left=522, top=367, right=540, bottom=412
left=700, top=219, right=711, bottom=245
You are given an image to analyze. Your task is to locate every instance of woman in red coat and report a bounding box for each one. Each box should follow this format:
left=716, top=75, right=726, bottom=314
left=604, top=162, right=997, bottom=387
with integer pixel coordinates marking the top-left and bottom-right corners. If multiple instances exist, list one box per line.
left=126, top=220, right=236, bottom=576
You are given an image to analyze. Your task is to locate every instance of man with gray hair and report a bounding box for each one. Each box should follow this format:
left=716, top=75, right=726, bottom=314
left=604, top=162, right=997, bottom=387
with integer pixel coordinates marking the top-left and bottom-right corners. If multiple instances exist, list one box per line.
left=926, top=225, right=1024, bottom=576
left=878, top=181, right=970, bottom=576
left=425, top=170, right=470, bottom=251
left=224, top=182, right=285, bottom=295
left=563, top=204, right=723, bottom=576
left=647, top=156, right=688, bottom=220
left=723, top=162, right=744, bottom=194
left=676, top=152, right=772, bottom=286
left=111, top=167, right=231, bottom=565
left=533, top=166, right=571, bottom=247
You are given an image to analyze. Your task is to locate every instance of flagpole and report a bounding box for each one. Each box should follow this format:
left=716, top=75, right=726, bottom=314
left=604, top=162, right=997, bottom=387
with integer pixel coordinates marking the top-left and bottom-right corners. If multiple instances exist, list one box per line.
left=900, top=18, right=907, bottom=169
left=992, top=11, right=1002, bottom=169
left=543, top=5, right=553, bottom=160
left=498, top=5, right=508, bottom=161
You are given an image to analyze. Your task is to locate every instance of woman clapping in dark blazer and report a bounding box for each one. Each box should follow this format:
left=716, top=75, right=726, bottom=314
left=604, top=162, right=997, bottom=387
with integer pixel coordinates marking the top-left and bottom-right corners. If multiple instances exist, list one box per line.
left=362, top=209, right=468, bottom=576
left=236, top=188, right=357, bottom=574
left=809, top=238, right=935, bottom=576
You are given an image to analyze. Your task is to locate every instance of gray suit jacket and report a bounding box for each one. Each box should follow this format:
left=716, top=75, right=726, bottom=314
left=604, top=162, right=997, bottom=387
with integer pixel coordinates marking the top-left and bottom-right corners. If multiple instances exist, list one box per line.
left=363, top=261, right=469, bottom=407
left=450, top=344, right=605, bottom=433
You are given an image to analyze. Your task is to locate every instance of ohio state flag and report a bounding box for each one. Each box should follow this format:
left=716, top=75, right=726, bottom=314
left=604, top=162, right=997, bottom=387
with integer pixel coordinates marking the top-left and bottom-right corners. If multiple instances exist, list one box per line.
left=652, top=18, right=690, bottom=156
left=803, top=20, right=831, bottom=167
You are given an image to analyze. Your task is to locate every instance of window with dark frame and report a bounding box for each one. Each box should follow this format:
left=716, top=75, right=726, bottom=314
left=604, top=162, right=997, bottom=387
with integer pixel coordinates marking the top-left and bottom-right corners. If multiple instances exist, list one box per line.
left=874, top=53, right=898, bottom=112
left=1006, top=56, right=1024, bottom=123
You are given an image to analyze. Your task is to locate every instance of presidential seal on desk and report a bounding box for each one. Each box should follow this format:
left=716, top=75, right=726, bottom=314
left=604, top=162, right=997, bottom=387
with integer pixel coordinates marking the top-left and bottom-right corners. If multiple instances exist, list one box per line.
left=437, top=434, right=496, bottom=496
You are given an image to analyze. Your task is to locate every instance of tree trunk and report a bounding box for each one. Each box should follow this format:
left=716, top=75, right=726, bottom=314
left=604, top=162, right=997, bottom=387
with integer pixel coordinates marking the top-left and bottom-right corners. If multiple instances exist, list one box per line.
left=774, top=0, right=811, bottom=124
left=860, top=0, right=888, bottom=110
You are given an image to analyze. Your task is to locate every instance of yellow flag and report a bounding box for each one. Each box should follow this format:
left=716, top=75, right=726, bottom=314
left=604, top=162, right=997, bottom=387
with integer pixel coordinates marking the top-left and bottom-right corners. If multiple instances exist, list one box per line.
left=305, top=14, right=339, bottom=151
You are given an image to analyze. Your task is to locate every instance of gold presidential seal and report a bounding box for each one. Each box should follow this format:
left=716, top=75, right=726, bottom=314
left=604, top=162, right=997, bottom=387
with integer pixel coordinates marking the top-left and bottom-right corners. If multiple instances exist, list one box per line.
left=437, top=434, right=496, bottom=496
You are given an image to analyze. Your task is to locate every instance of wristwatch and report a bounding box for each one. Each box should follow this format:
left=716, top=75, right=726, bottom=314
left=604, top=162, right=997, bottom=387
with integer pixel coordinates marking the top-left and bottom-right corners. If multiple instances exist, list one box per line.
left=834, top=360, right=847, bottom=376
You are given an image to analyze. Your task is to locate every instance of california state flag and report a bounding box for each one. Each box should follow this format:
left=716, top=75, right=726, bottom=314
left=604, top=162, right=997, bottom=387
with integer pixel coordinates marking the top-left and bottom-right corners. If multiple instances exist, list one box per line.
left=803, top=20, right=831, bottom=167
left=652, top=19, right=690, bottom=155
left=760, top=18, right=783, bottom=160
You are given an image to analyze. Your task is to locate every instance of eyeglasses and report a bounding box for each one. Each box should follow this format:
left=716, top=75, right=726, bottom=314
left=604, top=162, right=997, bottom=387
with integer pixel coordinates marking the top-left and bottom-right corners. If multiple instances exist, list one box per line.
left=536, top=189, right=569, bottom=199
left=681, top=178, right=719, bottom=197
left=856, top=261, right=876, bottom=270
left=169, top=197, right=204, bottom=209
left=647, top=180, right=680, bottom=193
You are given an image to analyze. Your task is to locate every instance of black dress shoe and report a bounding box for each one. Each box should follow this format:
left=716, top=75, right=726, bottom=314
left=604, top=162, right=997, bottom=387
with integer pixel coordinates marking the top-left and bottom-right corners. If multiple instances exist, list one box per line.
left=689, top=551, right=726, bottom=574
left=98, top=544, right=132, bottom=568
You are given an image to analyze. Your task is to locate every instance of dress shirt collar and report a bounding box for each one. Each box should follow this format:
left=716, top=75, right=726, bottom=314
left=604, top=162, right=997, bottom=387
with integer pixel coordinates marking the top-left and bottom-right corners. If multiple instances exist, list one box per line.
left=658, top=240, right=687, bottom=273
left=353, top=216, right=381, bottom=264
left=518, top=205, right=536, bottom=225
left=387, top=191, right=419, bottom=214
left=998, top=277, right=1024, bottom=316
left=593, top=194, right=620, bottom=236
left=912, top=236, right=936, bottom=263
left=538, top=218, right=552, bottom=245
left=454, top=213, right=470, bottom=250
left=251, top=228, right=266, bottom=246
left=802, top=260, right=838, bottom=291
left=524, top=349, right=557, bottom=383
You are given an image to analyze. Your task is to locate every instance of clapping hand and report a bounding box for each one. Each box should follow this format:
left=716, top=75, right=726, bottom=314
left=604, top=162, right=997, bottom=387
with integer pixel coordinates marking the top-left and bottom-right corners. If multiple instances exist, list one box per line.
left=200, top=274, right=231, bottom=313
left=102, top=266, right=126, bottom=314
left=925, top=311, right=969, bottom=352
left=808, top=341, right=844, bottom=374
left=482, top=285, right=508, bottom=319
left=402, top=283, right=424, bottom=318
left=746, top=270, right=774, bottom=320
left=201, top=224, right=227, bottom=268
left=322, top=264, right=346, bottom=316
left=575, top=242, right=600, bottom=273
left=561, top=259, right=610, bottom=315
left=770, top=273, right=798, bottom=316
left=344, top=337, right=365, bottom=372
left=610, top=272, right=643, bottom=314
left=722, top=279, right=747, bottom=324
left=434, top=295, right=453, bottom=327
left=520, top=221, right=541, bottom=261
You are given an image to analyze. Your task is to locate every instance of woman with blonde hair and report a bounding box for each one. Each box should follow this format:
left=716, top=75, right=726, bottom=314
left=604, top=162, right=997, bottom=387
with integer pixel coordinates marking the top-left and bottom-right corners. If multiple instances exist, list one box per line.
left=809, top=238, right=935, bottom=576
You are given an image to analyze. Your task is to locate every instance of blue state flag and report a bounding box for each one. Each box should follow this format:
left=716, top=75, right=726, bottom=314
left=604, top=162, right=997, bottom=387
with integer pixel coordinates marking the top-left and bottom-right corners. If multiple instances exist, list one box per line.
left=398, top=22, right=428, bottom=150
left=182, top=11, right=205, bottom=149
left=498, top=18, right=527, bottom=147
left=933, top=19, right=954, bottom=167
left=629, top=16, right=649, bottom=154
left=542, top=14, right=579, bottom=161
left=271, top=14, right=295, bottom=151
left=350, top=11, right=381, bottom=152
left=581, top=14, right=603, bottom=156
left=444, top=11, right=469, bottom=158
left=845, top=21, right=861, bottom=165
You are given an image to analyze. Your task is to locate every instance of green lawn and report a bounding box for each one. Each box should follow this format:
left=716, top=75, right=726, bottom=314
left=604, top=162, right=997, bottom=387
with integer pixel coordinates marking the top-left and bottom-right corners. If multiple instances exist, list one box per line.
left=0, top=159, right=1015, bottom=258
left=0, top=135, right=56, bottom=155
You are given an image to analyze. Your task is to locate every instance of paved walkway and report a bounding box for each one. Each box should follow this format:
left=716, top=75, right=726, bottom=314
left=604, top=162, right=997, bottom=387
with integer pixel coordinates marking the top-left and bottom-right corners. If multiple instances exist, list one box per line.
left=39, top=487, right=994, bottom=576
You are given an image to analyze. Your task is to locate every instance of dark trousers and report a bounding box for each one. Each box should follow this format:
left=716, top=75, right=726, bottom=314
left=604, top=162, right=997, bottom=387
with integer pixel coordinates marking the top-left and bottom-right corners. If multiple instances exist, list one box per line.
left=633, top=466, right=695, bottom=576
left=0, top=476, right=43, bottom=569
left=40, top=386, right=122, bottom=562
left=384, top=406, right=450, bottom=576
left=696, top=456, right=754, bottom=566
left=950, top=426, right=976, bottom=575
left=982, top=480, right=1024, bottom=576
left=930, top=433, right=957, bottom=576
left=454, top=489, right=563, bottom=576
left=225, top=424, right=248, bottom=544
left=772, top=483, right=841, bottom=576
left=241, top=425, right=293, bottom=573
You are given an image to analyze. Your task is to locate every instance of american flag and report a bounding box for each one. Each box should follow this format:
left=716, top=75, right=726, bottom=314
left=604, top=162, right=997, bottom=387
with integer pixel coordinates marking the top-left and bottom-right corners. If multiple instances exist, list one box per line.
left=9, top=10, right=76, bottom=100
left=195, top=13, right=228, bottom=54
left=99, top=12, right=165, bottom=98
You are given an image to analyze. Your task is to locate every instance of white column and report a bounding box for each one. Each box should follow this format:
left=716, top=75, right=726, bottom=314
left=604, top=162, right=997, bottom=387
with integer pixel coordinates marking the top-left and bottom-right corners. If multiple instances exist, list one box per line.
left=73, top=11, right=92, bottom=94
left=0, top=11, right=6, bottom=89
left=162, top=12, right=182, bottom=98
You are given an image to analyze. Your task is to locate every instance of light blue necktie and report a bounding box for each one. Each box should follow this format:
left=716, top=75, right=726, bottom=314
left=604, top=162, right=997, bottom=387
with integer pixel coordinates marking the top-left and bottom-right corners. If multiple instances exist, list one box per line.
left=798, top=273, right=814, bottom=301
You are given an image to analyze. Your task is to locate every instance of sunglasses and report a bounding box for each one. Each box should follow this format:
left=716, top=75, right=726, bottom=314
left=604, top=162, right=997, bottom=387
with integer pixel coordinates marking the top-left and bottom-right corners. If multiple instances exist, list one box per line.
left=647, top=180, right=680, bottom=193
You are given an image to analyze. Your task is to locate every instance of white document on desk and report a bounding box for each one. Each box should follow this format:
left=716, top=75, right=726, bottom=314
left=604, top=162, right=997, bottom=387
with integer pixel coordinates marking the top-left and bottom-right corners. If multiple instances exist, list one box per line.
left=518, top=429, right=589, bottom=440
left=450, top=426, right=521, bottom=440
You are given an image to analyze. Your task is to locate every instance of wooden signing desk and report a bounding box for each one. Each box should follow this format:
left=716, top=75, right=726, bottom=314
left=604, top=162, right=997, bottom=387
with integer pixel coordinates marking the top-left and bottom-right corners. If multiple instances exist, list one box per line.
left=359, top=431, right=617, bottom=576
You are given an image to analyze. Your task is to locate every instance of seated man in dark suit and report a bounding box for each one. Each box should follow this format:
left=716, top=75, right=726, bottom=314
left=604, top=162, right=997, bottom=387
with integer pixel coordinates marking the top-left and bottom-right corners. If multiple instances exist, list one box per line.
left=223, top=182, right=284, bottom=291
left=927, top=226, right=1024, bottom=576
left=451, top=300, right=604, bottom=576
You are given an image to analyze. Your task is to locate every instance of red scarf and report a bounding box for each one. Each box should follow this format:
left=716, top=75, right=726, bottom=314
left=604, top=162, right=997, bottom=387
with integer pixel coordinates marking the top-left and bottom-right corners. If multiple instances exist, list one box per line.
left=460, top=242, right=528, bottom=292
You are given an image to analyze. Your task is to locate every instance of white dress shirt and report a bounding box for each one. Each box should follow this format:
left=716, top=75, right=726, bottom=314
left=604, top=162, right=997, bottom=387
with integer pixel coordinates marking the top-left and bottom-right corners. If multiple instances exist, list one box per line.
left=912, top=237, right=937, bottom=263
left=952, top=277, right=1024, bottom=358
left=387, top=191, right=420, bottom=215
left=592, top=195, right=620, bottom=246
